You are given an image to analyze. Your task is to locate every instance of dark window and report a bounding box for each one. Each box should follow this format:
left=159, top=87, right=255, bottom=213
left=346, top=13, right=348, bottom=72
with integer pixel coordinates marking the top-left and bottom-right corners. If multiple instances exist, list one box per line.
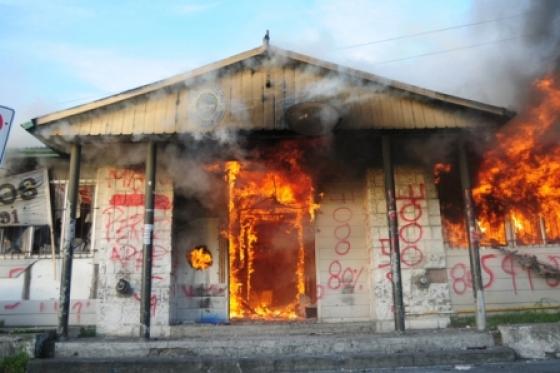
left=0, top=227, right=28, bottom=254
left=0, top=181, right=96, bottom=256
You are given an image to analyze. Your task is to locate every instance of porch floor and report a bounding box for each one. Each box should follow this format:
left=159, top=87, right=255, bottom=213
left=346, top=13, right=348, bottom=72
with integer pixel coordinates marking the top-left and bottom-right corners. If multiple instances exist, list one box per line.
left=56, top=324, right=497, bottom=359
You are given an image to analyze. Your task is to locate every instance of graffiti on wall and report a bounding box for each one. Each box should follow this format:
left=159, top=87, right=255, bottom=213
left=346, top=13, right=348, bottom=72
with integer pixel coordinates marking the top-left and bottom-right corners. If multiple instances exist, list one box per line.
left=174, top=283, right=227, bottom=324
left=103, top=168, right=171, bottom=272
left=180, top=284, right=226, bottom=299
left=449, top=252, right=560, bottom=295
left=317, top=190, right=367, bottom=301
left=0, top=300, right=94, bottom=325
left=101, top=168, right=172, bottom=318
left=377, top=183, right=426, bottom=281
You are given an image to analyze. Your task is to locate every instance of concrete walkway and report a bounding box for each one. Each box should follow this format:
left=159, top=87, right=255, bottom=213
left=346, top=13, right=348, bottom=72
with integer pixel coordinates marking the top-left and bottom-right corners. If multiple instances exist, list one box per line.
left=26, top=323, right=520, bottom=372
left=17, top=322, right=560, bottom=371
left=54, top=323, right=498, bottom=359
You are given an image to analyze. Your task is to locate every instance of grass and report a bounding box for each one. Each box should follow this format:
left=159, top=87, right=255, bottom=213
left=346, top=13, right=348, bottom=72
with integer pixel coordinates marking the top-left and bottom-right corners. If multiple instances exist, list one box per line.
left=78, top=326, right=96, bottom=338
left=0, top=352, right=28, bottom=373
left=450, top=310, right=560, bottom=330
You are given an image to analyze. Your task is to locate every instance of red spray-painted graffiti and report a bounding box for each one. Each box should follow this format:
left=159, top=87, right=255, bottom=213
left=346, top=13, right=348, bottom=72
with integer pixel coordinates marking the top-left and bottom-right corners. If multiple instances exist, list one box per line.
left=326, top=260, right=365, bottom=290
left=333, top=207, right=352, bottom=256
left=378, top=184, right=426, bottom=282
left=1, top=300, right=93, bottom=320
left=3, top=302, right=20, bottom=310
left=132, top=292, right=158, bottom=317
left=102, top=168, right=173, bottom=319
left=396, top=184, right=425, bottom=267
left=109, top=193, right=171, bottom=210
left=107, top=169, right=145, bottom=192
left=107, top=168, right=172, bottom=192
left=7, top=267, right=26, bottom=278
left=317, top=191, right=366, bottom=300
left=108, top=242, right=169, bottom=273
left=103, top=208, right=170, bottom=243
left=180, top=284, right=226, bottom=298
left=449, top=254, right=560, bottom=295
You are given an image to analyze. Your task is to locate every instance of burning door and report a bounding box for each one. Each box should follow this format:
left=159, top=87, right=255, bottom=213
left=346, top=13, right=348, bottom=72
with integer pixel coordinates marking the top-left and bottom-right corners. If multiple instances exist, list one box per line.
left=225, top=143, right=319, bottom=320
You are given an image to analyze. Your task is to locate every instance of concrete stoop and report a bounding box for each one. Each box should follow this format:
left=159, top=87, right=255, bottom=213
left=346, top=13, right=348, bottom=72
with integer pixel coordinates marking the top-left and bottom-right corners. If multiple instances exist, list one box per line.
left=28, top=347, right=516, bottom=372
left=53, top=328, right=496, bottom=359
left=25, top=326, right=518, bottom=371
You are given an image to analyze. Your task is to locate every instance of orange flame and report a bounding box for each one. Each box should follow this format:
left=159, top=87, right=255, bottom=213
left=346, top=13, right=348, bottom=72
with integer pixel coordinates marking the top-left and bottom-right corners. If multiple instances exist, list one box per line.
left=223, top=141, right=319, bottom=320
left=188, top=246, right=213, bottom=270
left=442, top=219, right=467, bottom=248
left=433, top=162, right=452, bottom=185
left=472, top=75, right=560, bottom=246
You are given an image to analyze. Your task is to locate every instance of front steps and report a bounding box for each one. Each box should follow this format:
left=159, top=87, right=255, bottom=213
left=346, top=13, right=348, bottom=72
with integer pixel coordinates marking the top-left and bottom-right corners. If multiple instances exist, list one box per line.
left=28, top=323, right=517, bottom=372
left=29, top=347, right=516, bottom=372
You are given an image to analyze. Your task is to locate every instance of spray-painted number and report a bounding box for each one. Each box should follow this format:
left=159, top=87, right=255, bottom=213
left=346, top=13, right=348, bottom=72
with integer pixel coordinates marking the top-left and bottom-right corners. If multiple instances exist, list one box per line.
left=0, top=210, right=19, bottom=224
left=0, top=178, right=38, bottom=204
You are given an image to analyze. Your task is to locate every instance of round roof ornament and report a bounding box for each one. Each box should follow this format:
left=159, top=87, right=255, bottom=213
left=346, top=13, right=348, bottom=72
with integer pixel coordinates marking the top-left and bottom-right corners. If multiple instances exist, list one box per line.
left=190, top=88, right=225, bottom=128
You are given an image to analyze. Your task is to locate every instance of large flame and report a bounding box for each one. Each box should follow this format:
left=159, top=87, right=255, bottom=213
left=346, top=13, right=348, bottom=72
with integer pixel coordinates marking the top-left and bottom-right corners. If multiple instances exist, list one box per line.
left=473, top=75, right=560, bottom=246
left=440, top=75, right=560, bottom=248
left=224, top=141, right=319, bottom=320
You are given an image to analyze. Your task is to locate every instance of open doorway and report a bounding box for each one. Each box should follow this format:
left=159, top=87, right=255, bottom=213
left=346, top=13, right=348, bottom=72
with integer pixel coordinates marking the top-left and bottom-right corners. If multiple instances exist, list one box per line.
left=225, top=142, right=318, bottom=320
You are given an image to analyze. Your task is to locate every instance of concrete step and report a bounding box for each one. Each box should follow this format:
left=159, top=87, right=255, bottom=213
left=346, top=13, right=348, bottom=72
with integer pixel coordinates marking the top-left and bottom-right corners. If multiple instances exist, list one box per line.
left=169, top=321, right=379, bottom=338
left=28, top=347, right=516, bottom=372
left=55, top=329, right=496, bottom=359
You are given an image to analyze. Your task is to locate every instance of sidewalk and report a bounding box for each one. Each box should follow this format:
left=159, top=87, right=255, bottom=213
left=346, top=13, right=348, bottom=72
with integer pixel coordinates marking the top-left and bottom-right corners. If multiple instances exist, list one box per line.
left=9, top=321, right=560, bottom=372
left=28, top=323, right=518, bottom=372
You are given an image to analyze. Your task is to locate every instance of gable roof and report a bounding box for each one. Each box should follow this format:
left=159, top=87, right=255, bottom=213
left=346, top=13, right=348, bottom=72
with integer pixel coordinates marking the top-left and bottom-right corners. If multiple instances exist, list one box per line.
left=28, top=44, right=514, bottom=128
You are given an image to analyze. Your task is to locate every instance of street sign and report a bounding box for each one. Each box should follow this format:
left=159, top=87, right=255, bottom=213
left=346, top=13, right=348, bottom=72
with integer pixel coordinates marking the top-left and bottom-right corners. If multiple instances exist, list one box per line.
left=0, top=106, right=15, bottom=165
left=0, top=169, right=51, bottom=226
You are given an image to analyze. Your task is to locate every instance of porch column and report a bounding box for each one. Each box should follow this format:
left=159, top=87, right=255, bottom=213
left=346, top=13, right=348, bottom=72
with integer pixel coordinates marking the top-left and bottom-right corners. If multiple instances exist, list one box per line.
left=140, top=141, right=156, bottom=339
left=458, top=139, right=487, bottom=331
left=58, top=143, right=81, bottom=338
left=381, top=135, right=405, bottom=331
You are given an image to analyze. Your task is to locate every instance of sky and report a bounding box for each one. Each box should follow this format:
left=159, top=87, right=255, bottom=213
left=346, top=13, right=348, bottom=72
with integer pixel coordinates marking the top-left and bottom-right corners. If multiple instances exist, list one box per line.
left=1, top=0, right=558, bottom=148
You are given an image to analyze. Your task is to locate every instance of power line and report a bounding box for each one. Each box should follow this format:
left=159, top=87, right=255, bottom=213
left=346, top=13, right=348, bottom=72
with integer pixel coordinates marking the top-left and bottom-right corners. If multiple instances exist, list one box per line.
left=55, top=95, right=111, bottom=106
left=371, top=33, right=537, bottom=65
left=52, top=32, right=539, bottom=107
left=338, top=11, right=530, bottom=50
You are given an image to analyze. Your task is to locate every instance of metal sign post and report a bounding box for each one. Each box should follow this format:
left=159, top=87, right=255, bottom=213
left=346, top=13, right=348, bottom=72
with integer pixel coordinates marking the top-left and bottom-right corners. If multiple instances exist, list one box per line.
left=0, top=106, right=15, bottom=165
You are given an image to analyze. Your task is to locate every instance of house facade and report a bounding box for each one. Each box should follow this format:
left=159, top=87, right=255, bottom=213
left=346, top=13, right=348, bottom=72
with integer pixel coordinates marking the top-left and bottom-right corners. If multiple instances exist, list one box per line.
left=1, top=43, right=559, bottom=337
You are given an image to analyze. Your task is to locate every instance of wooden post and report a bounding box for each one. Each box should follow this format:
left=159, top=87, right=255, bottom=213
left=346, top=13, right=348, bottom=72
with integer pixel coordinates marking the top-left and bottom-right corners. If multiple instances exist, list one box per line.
left=382, top=135, right=405, bottom=331
left=57, top=143, right=81, bottom=338
left=458, top=139, right=486, bottom=331
left=45, top=169, right=58, bottom=279
left=140, top=141, right=156, bottom=339
left=22, top=263, right=31, bottom=300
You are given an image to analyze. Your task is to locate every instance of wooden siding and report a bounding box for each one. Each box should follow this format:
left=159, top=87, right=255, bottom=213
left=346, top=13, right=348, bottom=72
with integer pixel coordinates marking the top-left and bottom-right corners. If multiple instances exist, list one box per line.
left=37, top=60, right=496, bottom=139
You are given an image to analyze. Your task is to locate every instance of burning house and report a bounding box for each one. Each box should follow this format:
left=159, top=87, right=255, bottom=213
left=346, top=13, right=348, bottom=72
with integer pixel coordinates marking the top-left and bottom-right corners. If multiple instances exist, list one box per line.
left=1, top=39, right=559, bottom=338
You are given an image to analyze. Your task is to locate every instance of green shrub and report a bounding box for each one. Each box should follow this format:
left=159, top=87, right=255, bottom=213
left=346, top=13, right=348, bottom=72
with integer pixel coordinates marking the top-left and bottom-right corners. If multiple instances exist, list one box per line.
left=78, top=326, right=96, bottom=338
left=0, top=352, right=28, bottom=373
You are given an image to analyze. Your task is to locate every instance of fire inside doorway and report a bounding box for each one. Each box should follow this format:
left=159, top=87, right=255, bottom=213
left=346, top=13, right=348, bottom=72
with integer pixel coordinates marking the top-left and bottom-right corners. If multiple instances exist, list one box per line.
left=225, top=141, right=319, bottom=320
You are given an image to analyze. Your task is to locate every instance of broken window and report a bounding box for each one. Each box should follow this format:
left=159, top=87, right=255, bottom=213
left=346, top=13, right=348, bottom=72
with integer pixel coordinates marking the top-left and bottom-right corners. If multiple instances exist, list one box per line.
left=0, top=226, right=29, bottom=255
left=50, top=180, right=95, bottom=255
left=0, top=180, right=96, bottom=256
left=435, top=161, right=557, bottom=249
